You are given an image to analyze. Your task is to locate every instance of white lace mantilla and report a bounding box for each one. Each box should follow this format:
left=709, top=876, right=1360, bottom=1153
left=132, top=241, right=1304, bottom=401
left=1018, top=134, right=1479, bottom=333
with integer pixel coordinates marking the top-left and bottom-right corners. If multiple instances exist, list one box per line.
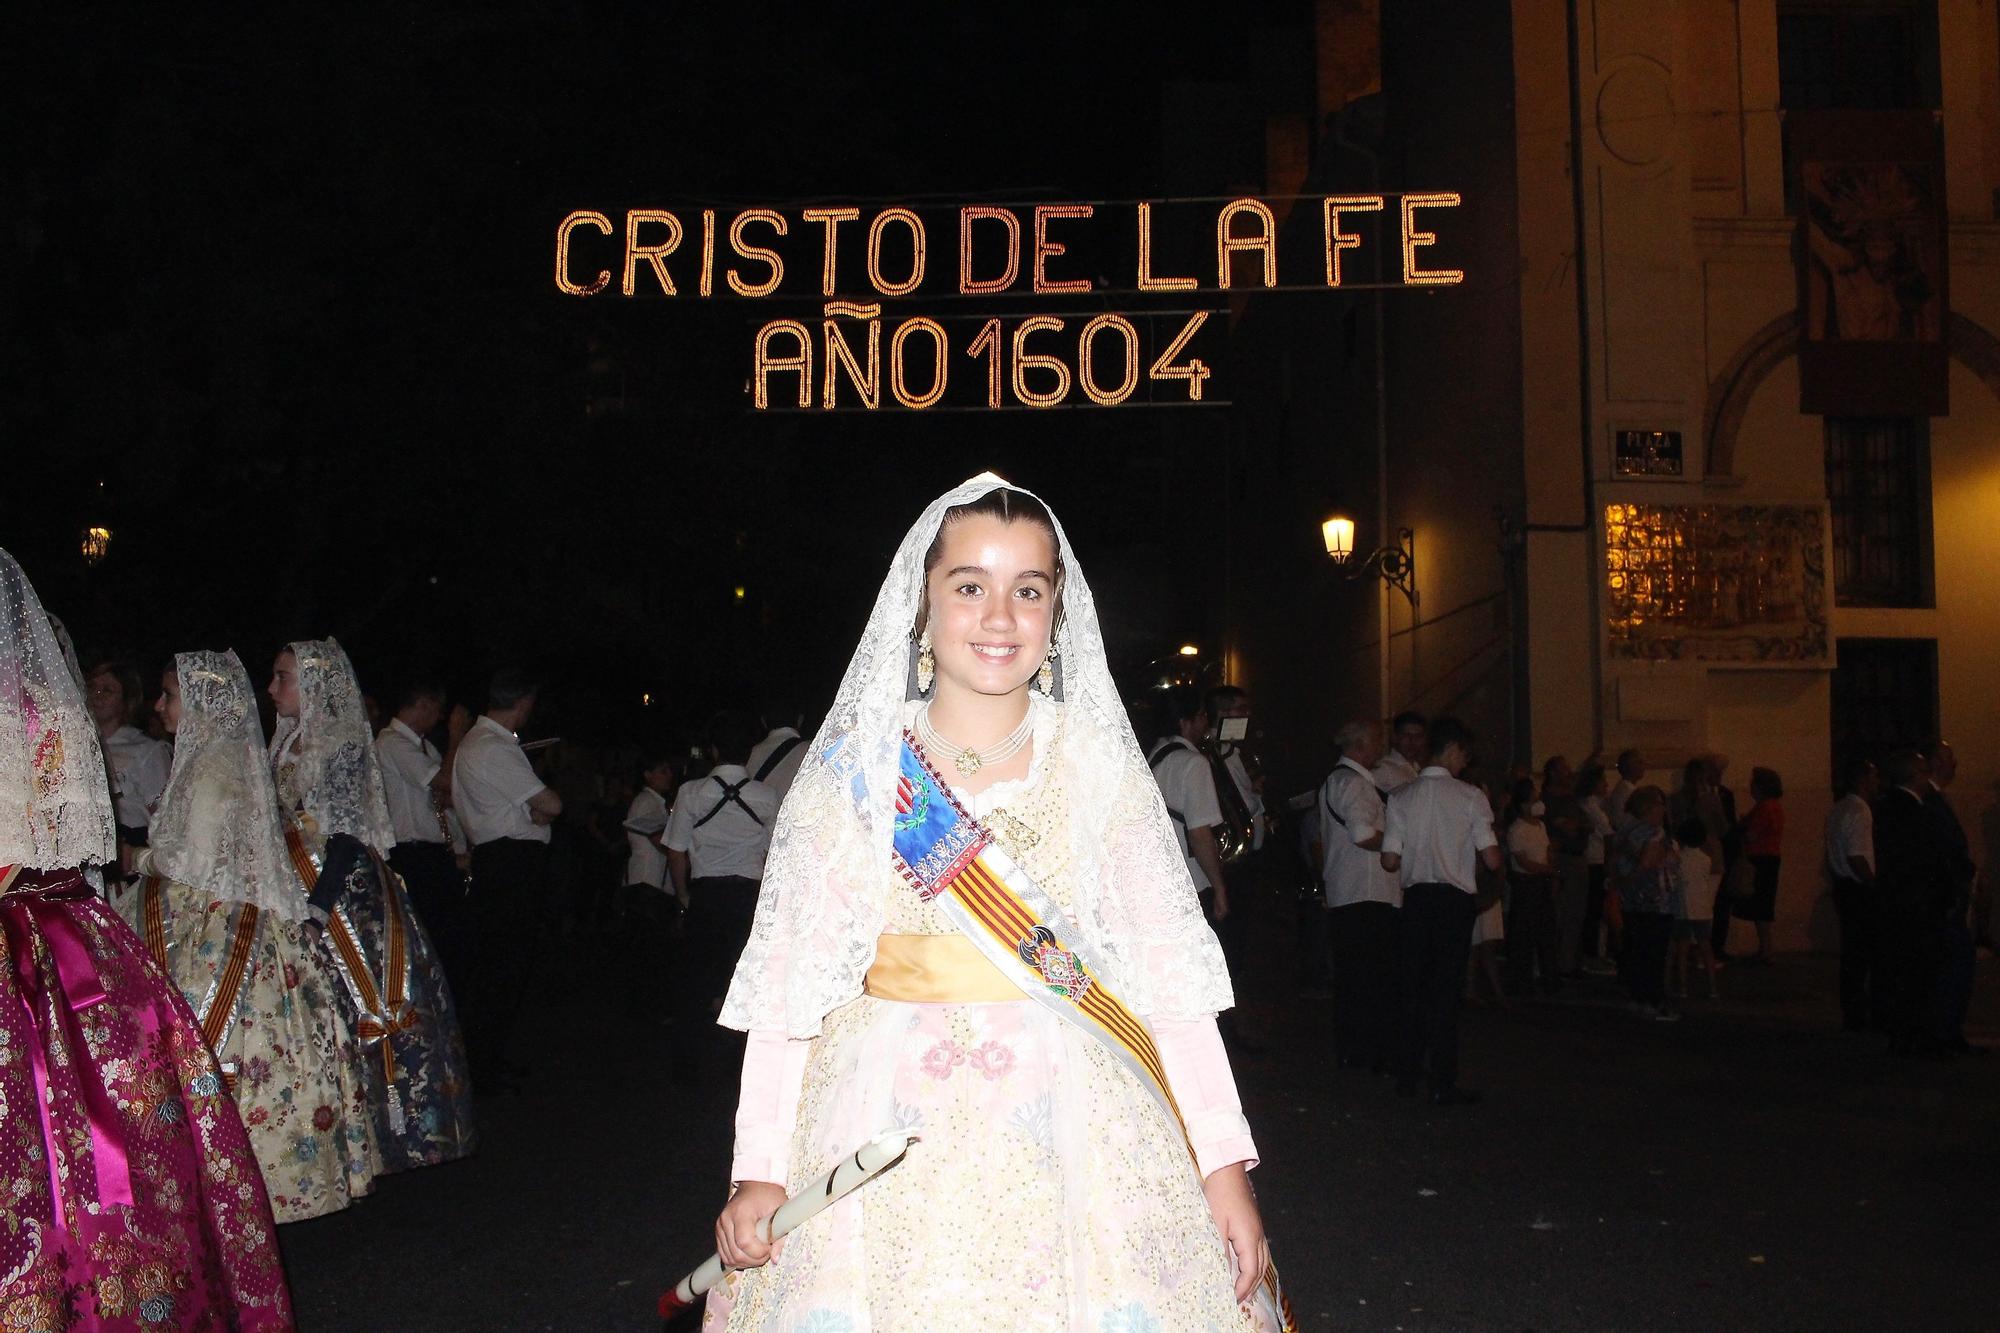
left=719, top=473, right=1233, bottom=1038
left=150, top=650, right=307, bottom=919
left=267, top=637, right=395, bottom=854
left=0, top=548, right=116, bottom=869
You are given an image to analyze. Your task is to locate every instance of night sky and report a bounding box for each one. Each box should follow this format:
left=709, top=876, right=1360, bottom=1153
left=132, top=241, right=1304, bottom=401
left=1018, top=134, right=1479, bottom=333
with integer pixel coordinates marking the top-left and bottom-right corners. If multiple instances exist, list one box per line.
left=4, top=4, right=1316, bottom=744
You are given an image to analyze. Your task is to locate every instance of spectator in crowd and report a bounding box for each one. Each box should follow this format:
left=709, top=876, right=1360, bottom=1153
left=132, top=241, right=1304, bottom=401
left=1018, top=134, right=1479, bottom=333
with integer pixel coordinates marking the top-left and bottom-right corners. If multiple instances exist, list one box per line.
left=1921, top=742, right=1985, bottom=1056
left=664, top=708, right=780, bottom=1084
left=1706, top=754, right=1745, bottom=959
left=452, top=666, right=560, bottom=1091
left=1608, top=748, right=1644, bottom=827
left=1875, top=748, right=1954, bottom=1059
left=1826, top=757, right=1880, bottom=1031
left=1541, top=755, right=1590, bottom=978
left=1730, top=767, right=1786, bottom=966
left=1577, top=760, right=1618, bottom=972
left=1381, top=715, right=1502, bottom=1106
left=1503, top=776, right=1560, bottom=995
left=1374, top=710, right=1426, bottom=794
left=87, top=659, right=171, bottom=854
left=1314, top=718, right=1401, bottom=1072
left=1672, top=818, right=1720, bottom=1000
left=1614, top=786, right=1680, bottom=1022
left=1670, top=759, right=1725, bottom=865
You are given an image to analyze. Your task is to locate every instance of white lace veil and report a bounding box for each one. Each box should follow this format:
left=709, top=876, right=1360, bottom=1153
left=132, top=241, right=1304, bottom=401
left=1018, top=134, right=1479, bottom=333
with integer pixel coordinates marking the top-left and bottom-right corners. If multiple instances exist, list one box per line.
left=150, top=650, right=305, bottom=918
left=267, top=637, right=395, bottom=854
left=719, top=472, right=1232, bottom=1037
left=0, top=548, right=116, bottom=870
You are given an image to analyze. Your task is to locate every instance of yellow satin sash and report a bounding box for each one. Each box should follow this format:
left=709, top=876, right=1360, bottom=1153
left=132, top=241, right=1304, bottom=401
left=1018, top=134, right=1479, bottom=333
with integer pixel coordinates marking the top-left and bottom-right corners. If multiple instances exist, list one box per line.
left=863, top=933, right=1024, bottom=1004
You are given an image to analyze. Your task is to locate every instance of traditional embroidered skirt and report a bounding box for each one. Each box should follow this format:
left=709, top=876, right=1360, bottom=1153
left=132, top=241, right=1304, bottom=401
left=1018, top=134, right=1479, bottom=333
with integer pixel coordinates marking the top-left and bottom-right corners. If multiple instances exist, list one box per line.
left=120, top=877, right=380, bottom=1223
left=322, top=855, right=477, bottom=1171
left=714, top=996, right=1253, bottom=1333
left=0, top=867, right=295, bottom=1331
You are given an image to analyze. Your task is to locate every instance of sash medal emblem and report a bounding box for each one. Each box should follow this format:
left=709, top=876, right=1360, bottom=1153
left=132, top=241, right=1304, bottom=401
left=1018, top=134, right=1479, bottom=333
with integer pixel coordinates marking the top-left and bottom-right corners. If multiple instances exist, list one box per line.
left=1017, top=925, right=1092, bottom=1001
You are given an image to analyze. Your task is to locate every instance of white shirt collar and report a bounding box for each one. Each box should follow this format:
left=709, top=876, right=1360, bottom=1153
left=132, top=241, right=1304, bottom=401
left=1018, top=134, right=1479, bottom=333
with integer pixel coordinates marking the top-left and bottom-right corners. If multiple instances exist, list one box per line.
left=710, top=763, right=750, bottom=780
left=475, top=714, right=517, bottom=740
left=1338, top=755, right=1375, bottom=778
left=388, top=717, right=428, bottom=747
left=1419, top=764, right=1454, bottom=778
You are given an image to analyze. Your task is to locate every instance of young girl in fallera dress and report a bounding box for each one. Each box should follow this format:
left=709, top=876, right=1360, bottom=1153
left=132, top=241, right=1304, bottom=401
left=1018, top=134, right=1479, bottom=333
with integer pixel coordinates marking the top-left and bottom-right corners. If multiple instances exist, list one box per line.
left=121, top=650, right=379, bottom=1222
left=704, top=476, right=1293, bottom=1332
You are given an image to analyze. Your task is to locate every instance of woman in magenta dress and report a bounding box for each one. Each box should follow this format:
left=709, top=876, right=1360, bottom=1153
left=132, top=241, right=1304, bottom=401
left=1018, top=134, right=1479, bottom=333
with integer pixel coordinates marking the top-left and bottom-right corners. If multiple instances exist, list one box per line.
left=0, top=548, right=294, bottom=1331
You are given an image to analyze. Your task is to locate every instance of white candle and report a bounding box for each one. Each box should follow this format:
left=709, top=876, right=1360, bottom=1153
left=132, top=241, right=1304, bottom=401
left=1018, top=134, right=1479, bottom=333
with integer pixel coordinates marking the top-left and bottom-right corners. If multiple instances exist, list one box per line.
left=659, top=1128, right=919, bottom=1315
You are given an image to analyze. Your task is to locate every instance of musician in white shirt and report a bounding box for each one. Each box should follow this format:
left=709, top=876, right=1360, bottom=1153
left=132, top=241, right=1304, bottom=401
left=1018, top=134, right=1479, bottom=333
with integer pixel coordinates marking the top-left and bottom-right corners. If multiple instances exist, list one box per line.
left=1372, top=710, right=1427, bottom=794
left=376, top=682, right=470, bottom=986
left=1380, top=716, right=1503, bottom=1105
left=621, top=751, right=679, bottom=1022
left=450, top=667, right=560, bottom=1089
left=1314, top=719, right=1402, bottom=1071
left=665, top=710, right=780, bottom=1083
left=746, top=699, right=809, bottom=803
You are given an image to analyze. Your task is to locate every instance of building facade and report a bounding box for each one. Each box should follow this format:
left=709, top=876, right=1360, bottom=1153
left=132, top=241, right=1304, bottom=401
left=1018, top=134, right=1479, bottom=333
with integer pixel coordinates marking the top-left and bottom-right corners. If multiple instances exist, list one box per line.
left=1221, top=0, right=1997, bottom=950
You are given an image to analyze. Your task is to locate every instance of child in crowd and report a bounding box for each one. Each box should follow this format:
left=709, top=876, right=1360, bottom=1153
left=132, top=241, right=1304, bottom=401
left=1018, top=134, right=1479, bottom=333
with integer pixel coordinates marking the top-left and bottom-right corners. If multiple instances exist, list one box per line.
left=1672, top=818, right=1720, bottom=999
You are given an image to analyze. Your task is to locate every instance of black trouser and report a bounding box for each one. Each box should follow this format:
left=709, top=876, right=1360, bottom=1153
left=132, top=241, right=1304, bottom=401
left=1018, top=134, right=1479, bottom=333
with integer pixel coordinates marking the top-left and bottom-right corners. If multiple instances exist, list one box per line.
left=1580, top=863, right=1607, bottom=959
left=465, top=837, right=548, bottom=1080
left=1506, top=873, right=1561, bottom=992
left=672, top=875, right=760, bottom=1080
left=620, top=884, right=680, bottom=1020
left=1885, top=907, right=1947, bottom=1054
left=1831, top=876, right=1883, bottom=1028
left=1624, top=910, right=1673, bottom=1007
left=1711, top=859, right=1739, bottom=953
left=1937, top=916, right=1976, bottom=1045
left=391, top=840, right=468, bottom=991
left=1399, top=883, right=1477, bottom=1093
left=1330, top=900, right=1399, bottom=1066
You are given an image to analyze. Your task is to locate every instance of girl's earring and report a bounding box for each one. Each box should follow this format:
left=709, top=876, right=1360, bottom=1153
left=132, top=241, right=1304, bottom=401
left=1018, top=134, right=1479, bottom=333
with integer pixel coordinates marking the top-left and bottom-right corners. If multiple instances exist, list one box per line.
left=916, top=629, right=935, bottom=696
left=1037, top=643, right=1057, bottom=696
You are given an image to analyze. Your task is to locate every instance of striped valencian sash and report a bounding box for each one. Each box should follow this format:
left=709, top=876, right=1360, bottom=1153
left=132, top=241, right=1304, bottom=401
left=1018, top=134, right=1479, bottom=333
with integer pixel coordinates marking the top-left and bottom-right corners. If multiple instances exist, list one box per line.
left=887, top=733, right=1299, bottom=1331
left=139, top=875, right=259, bottom=1091
left=281, top=821, right=417, bottom=1130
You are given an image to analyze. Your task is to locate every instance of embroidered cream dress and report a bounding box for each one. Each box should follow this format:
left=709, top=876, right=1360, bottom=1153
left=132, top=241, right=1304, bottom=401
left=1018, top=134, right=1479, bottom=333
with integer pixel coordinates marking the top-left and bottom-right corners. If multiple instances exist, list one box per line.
left=716, top=704, right=1252, bottom=1333
left=116, top=649, right=379, bottom=1223
left=120, top=876, right=381, bottom=1223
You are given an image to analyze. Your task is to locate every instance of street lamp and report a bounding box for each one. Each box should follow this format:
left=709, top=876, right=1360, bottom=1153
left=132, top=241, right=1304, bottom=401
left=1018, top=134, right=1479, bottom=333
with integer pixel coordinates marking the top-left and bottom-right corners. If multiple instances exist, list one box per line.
left=1322, top=514, right=1417, bottom=606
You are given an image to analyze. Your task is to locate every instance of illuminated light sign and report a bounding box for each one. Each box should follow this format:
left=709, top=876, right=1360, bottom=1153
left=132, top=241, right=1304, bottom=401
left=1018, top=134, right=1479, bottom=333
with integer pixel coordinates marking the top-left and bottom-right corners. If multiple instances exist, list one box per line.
left=556, top=194, right=1465, bottom=410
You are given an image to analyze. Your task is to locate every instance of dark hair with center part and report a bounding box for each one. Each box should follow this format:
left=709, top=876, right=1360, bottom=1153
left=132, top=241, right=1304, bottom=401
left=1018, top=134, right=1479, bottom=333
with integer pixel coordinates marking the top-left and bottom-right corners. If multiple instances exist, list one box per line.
left=914, top=487, right=1065, bottom=638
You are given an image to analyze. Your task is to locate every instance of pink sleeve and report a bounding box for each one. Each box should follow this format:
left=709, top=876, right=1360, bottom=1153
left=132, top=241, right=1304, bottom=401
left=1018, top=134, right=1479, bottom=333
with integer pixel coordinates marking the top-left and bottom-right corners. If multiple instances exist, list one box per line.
left=730, top=1030, right=810, bottom=1186
left=1151, top=1014, right=1259, bottom=1178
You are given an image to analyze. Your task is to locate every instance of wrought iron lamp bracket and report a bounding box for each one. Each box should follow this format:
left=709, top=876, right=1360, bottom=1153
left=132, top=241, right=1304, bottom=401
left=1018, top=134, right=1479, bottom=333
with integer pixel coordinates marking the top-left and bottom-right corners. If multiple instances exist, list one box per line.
left=1340, top=527, right=1418, bottom=607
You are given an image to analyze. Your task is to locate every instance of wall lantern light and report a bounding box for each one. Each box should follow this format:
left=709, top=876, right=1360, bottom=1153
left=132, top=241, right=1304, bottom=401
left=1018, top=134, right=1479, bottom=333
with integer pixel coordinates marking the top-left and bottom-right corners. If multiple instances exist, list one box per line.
left=1322, top=514, right=1417, bottom=606
left=81, top=526, right=113, bottom=566
left=1177, top=643, right=1201, bottom=657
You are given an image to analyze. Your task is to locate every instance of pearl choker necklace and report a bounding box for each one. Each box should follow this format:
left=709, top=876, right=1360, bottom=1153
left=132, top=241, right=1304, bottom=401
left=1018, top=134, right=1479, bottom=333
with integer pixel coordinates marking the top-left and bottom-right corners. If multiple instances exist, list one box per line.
left=916, top=704, right=1033, bottom=778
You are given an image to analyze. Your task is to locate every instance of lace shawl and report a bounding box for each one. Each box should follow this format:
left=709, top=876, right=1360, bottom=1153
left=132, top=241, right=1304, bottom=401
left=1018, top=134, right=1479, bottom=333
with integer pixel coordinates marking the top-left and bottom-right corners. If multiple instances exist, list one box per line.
left=719, top=473, right=1233, bottom=1038
left=0, top=548, right=116, bottom=870
left=150, top=650, right=306, bottom=918
left=267, top=637, right=395, bottom=854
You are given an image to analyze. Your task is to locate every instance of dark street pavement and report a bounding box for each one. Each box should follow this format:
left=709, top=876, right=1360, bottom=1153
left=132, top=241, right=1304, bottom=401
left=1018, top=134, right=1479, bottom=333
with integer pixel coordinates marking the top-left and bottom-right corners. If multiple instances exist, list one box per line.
left=281, top=914, right=2000, bottom=1332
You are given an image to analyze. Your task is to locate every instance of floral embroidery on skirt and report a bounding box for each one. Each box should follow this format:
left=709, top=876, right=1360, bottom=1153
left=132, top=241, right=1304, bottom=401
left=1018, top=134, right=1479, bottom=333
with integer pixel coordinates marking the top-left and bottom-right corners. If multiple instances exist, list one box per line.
left=715, top=997, right=1252, bottom=1333
left=1, top=867, right=294, bottom=1331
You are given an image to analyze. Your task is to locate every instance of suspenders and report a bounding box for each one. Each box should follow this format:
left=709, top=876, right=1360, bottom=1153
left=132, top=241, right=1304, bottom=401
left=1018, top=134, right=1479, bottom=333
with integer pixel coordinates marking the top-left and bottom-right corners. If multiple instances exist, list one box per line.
left=1323, top=765, right=1390, bottom=827
left=693, top=776, right=765, bottom=829
left=752, top=735, right=803, bottom=783
left=1148, top=740, right=1192, bottom=826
